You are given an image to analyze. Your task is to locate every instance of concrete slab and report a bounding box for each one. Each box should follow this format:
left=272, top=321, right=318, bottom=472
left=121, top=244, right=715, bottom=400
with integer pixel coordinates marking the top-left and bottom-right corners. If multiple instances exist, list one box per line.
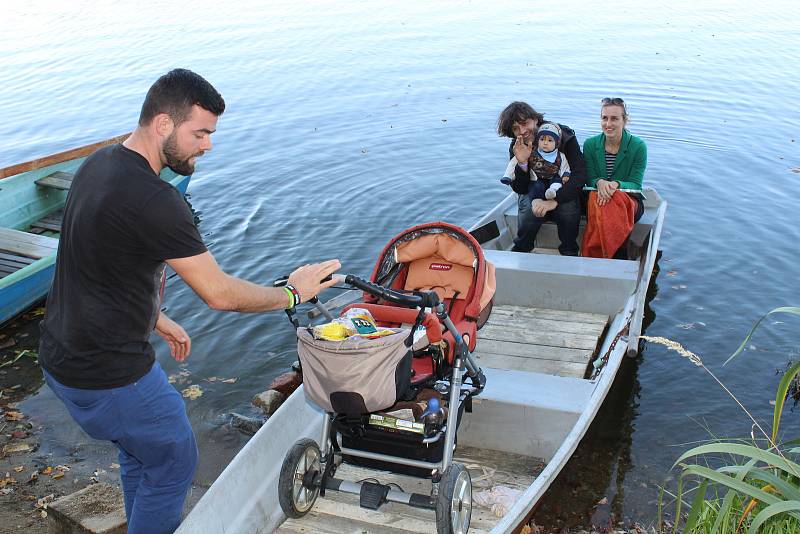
left=47, top=482, right=126, bottom=534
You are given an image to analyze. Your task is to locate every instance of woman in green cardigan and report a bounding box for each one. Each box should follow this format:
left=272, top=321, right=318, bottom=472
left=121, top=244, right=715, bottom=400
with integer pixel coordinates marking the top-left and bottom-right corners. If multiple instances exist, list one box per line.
left=583, top=97, right=647, bottom=218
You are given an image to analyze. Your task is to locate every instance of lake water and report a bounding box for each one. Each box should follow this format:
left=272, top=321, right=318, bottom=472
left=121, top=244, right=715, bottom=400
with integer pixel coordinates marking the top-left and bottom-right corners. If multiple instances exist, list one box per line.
left=2, top=0, right=800, bottom=528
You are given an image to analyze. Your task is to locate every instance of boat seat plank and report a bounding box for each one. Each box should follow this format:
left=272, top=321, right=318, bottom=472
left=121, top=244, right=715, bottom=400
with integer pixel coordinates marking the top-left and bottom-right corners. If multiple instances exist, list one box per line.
left=474, top=304, right=606, bottom=378
left=488, top=305, right=608, bottom=325
left=0, top=227, right=59, bottom=259
left=280, top=446, right=541, bottom=534
left=34, top=171, right=74, bottom=190
left=30, top=209, right=65, bottom=233
left=0, top=252, right=35, bottom=265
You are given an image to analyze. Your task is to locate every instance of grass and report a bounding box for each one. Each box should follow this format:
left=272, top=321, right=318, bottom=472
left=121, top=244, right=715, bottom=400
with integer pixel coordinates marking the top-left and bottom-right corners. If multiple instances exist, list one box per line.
left=646, top=307, right=800, bottom=534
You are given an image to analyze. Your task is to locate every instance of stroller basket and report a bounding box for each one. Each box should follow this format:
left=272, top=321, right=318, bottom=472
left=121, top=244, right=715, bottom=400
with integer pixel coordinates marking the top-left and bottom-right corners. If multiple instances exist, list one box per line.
left=297, top=327, right=412, bottom=414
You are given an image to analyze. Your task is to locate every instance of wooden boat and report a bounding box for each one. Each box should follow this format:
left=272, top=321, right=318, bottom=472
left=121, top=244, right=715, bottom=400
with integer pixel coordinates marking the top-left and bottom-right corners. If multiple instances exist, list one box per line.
left=0, top=135, right=191, bottom=325
left=178, top=187, right=666, bottom=534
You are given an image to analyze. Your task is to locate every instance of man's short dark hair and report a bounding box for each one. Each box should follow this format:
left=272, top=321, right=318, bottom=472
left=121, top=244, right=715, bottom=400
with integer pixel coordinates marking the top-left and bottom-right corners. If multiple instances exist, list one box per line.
left=138, top=68, right=226, bottom=127
left=496, top=101, right=545, bottom=138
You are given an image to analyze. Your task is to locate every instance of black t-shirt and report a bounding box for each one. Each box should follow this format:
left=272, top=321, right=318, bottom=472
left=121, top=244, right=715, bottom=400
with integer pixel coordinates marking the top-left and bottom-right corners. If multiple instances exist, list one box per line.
left=39, top=144, right=207, bottom=389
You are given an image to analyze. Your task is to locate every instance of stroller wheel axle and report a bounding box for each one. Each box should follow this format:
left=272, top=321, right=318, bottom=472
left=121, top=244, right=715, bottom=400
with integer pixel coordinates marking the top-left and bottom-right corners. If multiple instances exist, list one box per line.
left=324, top=477, right=437, bottom=511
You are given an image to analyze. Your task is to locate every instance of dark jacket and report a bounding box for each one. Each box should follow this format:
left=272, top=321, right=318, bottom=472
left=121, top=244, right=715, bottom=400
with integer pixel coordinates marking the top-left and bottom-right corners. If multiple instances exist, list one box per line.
left=508, top=123, right=587, bottom=203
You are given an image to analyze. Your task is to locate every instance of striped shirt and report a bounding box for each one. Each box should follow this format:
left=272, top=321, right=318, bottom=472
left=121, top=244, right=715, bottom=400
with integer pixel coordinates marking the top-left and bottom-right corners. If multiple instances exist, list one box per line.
left=604, top=151, right=616, bottom=178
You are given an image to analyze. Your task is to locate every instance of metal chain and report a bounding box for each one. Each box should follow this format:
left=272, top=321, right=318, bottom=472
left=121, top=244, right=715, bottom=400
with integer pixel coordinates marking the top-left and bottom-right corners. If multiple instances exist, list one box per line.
left=590, top=320, right=631, bottom=379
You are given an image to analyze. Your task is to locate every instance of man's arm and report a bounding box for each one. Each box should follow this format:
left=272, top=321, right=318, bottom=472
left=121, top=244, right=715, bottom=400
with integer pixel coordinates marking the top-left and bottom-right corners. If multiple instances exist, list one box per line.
left=167, top=251, right=340, bottom=313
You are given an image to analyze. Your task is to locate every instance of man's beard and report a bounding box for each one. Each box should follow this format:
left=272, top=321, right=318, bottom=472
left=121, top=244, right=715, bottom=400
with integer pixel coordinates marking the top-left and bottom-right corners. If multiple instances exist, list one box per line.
left=162, top=131, right=197, bottom=176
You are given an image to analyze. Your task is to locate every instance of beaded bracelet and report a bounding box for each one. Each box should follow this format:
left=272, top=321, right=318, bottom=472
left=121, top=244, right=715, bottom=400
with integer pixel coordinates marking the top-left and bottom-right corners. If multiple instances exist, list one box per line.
left=284, top=284, right=301, bottom=309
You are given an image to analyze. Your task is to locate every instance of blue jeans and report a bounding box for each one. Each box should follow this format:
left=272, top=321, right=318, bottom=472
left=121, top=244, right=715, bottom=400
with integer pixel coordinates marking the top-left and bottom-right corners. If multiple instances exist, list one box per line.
left=512, top=192, right=581, bottom=255
left=44, top=362, right=197, bottom=534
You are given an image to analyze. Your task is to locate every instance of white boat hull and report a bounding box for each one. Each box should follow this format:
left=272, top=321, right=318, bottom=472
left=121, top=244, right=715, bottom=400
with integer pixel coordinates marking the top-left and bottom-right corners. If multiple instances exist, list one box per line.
left=178, top=188, right=666, bottom=533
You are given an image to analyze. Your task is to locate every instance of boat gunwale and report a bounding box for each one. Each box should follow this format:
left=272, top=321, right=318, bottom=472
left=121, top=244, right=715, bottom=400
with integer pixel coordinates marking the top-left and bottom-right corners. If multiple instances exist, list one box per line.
left=0, top=133, right=130, bottom=179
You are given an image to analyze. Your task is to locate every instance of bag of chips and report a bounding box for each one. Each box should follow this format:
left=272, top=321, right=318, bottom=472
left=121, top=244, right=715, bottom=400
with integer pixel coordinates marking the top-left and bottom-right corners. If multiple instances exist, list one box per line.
left=311, top=308, right=398, bottom=341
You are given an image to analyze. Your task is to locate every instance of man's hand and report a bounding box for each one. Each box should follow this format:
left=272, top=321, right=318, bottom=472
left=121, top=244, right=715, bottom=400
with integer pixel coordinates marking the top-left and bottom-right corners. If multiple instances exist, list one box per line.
left=155, top=312, right=191, bottom=362
left=513, top=135, right=533, bottom=164
left=532, top=199, right=558, bottom=218
left=596, top=179, right=619, bottom=206
left=287, top=259, right=341, bottom=304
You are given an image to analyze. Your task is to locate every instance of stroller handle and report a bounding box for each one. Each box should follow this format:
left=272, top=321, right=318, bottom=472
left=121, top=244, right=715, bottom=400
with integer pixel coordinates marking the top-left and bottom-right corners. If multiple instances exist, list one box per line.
left=344, top=274, right=440, bottom=309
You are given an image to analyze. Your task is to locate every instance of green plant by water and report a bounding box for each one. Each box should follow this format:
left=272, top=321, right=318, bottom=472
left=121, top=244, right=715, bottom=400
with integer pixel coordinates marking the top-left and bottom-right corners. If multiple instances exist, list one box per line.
left=645, top=307, right=800, bottom=533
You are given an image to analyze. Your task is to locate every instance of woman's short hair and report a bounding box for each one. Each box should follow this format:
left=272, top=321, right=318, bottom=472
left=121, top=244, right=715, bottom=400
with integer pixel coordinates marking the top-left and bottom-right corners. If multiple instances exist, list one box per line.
left=496, top=101, right=545, bottom=138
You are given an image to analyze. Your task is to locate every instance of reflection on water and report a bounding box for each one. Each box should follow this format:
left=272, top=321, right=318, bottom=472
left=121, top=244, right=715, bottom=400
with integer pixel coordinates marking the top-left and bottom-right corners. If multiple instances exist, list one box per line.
left=532, top=268, right=663, bottom=529
left=3, top=0, right=800, bottom=528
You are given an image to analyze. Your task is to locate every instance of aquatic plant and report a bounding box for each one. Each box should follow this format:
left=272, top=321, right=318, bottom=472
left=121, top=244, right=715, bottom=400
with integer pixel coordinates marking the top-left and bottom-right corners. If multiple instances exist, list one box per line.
left=647, top=307, right=800, bottom=533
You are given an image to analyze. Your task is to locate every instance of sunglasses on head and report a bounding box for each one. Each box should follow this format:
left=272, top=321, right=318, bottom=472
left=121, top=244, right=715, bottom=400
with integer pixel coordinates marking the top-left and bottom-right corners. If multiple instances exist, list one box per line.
left=602, top=97, right=627, bottom=114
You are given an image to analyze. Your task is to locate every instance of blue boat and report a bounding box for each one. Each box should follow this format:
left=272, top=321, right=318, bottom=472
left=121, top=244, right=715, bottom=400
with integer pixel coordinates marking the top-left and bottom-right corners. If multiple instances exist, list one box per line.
left=0, top=135, right=191, bottom=325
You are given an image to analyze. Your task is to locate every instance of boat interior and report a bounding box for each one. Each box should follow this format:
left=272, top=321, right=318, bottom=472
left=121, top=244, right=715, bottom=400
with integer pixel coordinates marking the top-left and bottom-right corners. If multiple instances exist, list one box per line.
left=274, top=193, right=664, bottom=533
left=0, top=164, right=76, bottom=280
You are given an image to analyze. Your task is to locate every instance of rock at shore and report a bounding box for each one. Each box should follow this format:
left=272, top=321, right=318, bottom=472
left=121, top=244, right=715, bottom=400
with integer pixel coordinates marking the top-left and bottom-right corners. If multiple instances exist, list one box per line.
left=252, top=389, right=286, bottom=415
left=46, top=482, right=126, bottom=533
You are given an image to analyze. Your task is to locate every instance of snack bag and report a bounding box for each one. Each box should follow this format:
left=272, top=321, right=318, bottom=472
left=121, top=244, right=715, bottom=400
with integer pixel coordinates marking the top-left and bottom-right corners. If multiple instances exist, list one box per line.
left=311, top=308, right=397, bottom=341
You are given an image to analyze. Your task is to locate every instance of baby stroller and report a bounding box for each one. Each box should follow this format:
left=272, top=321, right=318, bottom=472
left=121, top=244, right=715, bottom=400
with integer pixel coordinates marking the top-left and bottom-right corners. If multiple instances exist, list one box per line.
left=277, top=222, right=495, bottom=534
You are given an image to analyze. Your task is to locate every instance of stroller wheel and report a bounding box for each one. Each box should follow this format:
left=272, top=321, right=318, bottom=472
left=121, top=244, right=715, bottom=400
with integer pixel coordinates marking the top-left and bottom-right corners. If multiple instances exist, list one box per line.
left=278, top=438, right=322, bottom=518
left=435, top=463, right=472, bottom=534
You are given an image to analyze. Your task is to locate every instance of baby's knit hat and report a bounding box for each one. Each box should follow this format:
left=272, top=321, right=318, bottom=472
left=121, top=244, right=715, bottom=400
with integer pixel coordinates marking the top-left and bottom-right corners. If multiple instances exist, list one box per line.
left=536, top=122, right=561, bottom=144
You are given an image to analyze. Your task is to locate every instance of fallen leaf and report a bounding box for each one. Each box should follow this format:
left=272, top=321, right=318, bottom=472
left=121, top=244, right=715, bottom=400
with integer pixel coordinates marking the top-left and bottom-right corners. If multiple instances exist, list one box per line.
left=13, top=466, right=24, bottom=472
left=597, top=496, right=609, bottom=505
left=35, top=494, right=54, bottom=508
left=11, top=430, right=28, bottom=439
left=2, top=443, right=31, bottom=454
left=181, top=385, right=203, bottom=400
left=40, top=467, right=52, bottom=476
left=52, top=473, right=64, bottom=480
left=110, top=463, right=120, bottom=469
left=3, top=411, right=24, bottom=421
left=40, top=510, right=47, bottom=518
left=221, top=378, right=238, bottom=384
left=206, top=376, right=218, bottom=382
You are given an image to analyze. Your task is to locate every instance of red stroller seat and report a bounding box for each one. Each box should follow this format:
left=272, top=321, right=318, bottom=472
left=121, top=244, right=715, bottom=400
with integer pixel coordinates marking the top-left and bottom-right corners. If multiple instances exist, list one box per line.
left=344, top=222, right=496, bottom=385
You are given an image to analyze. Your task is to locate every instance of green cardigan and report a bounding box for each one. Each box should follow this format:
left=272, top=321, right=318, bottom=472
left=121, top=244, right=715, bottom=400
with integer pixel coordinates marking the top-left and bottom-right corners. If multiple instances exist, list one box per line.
left=583, top=129, right=647, bottom=190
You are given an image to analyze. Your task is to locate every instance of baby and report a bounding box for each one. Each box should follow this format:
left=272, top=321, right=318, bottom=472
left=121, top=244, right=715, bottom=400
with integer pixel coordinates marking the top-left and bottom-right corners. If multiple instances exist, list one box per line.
left=501, top=122, right=571, bottom=201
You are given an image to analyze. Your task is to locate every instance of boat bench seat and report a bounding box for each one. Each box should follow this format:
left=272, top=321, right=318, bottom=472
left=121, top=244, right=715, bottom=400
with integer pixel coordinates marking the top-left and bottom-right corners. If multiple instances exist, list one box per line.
left=503, top=201, right=658, bottom=250
left=484, top=249, right=637, bottom=316
left=0, top=227, right=59, bottom=260
left=35, top=171, right=74, bottom=190
left=459, top=367, right=594, bottom=458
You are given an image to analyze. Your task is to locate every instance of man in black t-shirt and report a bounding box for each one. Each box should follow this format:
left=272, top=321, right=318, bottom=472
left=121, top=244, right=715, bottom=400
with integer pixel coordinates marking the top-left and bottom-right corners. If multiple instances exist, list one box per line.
left=39, top=69, right=340, bottom=534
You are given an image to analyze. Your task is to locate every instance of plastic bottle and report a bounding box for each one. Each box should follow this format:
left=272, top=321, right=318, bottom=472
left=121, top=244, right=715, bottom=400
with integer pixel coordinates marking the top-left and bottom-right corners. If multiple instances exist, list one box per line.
left=422, top=398, right=446, bottom=436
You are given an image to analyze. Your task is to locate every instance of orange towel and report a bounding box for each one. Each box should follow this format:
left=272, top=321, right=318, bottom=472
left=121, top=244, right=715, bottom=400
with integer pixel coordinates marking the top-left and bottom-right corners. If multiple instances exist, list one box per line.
left=581, top=191, right=636, bottom=258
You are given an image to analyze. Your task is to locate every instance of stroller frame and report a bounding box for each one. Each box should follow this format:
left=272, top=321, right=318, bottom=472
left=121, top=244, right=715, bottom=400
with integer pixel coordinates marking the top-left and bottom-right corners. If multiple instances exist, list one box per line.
left=278, top=274, right=486, bottom=534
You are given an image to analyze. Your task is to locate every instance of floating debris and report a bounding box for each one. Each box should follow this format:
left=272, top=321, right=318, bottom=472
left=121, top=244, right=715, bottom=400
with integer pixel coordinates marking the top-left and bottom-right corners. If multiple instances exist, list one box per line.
left=2, top=442, right=32, bottom=454
left=181, top=385, right=203, bottom=400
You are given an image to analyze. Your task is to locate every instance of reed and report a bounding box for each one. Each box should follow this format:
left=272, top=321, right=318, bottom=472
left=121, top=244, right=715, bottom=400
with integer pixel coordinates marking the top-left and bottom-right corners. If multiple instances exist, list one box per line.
left=647, top=307, right=800, bottom=534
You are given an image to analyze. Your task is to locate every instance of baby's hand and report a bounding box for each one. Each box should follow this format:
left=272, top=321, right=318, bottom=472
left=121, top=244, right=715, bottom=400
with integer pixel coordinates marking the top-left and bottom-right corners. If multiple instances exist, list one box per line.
left=545, top=183, right=562, bottom=200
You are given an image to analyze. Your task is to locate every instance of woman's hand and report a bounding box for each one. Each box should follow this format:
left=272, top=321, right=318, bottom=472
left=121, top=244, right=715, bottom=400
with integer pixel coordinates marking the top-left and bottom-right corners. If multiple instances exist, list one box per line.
left=596, top=179, right=619, bottom=206
left=155, top=312, right=191, bottom=362
left=513, top=136, right=533, bottom=164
